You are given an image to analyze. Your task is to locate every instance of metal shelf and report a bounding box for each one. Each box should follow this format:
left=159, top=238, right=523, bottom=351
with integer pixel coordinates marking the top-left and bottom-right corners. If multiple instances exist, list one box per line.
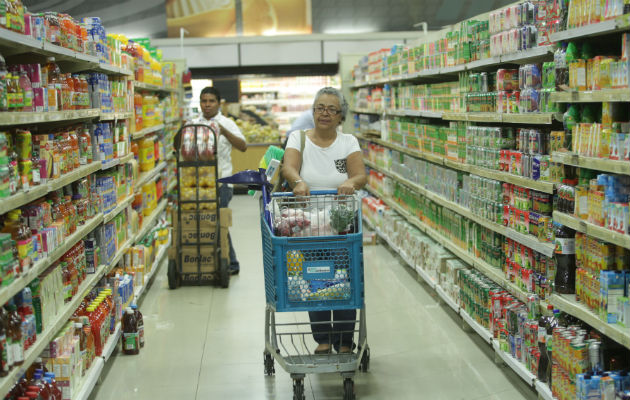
left=442, top=112, right=558, bottom=124
left=550, top=293, right=630, bottom=350
left=461, top=311, right=493, bottom=344
left=436, top=285, right=460, bottom=313
left=132, top=124, right=166, bottom=140
left=551, top=152, right=630, bottom=175
left=0, top=109, right=100, bottom=126
left=553, top=211, right=630, bottom=250
left=100, top=111, right=133, bottom=121
left=73, top=357, right=105, bottom=400
left=0, top=162, right=101, bottom=215
left=102, top=323, right=122, bottom=362
left=365, top=159, right=555, bottom=258
left=550, top=16, right=630, bottom=42
left=0, top=213, right=103, bottom=307
left=104, top=194, right=134, bottom=224
left=350, top=46, right=554, bottom=89
left=134, top=81, right=177, bottom=93
left=550, top=88, right=630, bottom=103
left=359, top=133, right=555, bottom=194
left=167, top=180, right=177, bottom=192
left=535, top=380, right=555, bottom=400
left=492, top=340, right=536, bottom=386
left=165, top=116, right=181, bottom=124
left=134, top=199, right=167, bottom=243
left=135, top=161, right=167, bottom=189
left=135, top=239, right=170, bottom=301
left=0, top=255, right=108, bottom=398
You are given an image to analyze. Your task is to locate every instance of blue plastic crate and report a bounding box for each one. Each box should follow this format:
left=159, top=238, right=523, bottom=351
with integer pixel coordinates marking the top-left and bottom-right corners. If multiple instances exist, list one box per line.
left=260, top=206, right=364, bottom=313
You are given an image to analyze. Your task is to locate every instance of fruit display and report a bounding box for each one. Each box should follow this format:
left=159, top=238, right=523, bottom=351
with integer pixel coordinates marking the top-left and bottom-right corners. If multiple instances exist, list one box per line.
left=234, top=119, right=280, bottom=144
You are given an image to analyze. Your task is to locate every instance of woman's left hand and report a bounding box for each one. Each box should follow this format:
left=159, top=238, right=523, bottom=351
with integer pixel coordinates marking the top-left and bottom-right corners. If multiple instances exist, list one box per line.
left=337, top=181, right=355, bottom=195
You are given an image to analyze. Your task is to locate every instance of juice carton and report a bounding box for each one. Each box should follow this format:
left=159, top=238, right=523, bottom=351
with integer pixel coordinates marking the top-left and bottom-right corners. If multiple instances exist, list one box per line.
left=600, top=270, right=625, bottom=323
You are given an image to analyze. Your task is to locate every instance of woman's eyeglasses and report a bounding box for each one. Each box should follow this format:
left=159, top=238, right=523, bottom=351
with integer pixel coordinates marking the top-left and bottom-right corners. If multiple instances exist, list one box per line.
left=313, top=106, right=341, bottom=115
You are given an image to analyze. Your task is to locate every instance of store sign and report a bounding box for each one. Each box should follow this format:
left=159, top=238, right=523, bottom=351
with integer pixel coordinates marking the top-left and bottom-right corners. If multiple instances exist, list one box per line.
left=166, top=0, right=312, bottom=38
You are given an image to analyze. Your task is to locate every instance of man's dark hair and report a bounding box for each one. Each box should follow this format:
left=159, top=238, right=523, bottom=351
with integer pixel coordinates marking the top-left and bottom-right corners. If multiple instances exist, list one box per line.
left=200, top=86, right=221, bottom=102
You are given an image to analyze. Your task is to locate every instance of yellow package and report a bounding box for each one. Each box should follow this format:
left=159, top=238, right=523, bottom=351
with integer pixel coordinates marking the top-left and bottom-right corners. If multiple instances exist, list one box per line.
left=599, top=58, right=614, bottom=89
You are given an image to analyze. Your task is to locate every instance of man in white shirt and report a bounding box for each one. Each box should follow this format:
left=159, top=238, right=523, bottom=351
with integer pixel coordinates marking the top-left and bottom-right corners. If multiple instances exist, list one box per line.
left=192, top=86, right=247, bottom=274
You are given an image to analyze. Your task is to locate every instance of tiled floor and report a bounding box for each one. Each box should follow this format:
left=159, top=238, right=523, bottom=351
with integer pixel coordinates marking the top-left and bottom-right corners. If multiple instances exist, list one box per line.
left=90, top=195, right=538, bottom=400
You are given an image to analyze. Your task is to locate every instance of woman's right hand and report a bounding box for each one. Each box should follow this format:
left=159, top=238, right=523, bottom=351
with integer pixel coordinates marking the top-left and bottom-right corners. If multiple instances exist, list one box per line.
left=293, top=181, right=310, bottom=197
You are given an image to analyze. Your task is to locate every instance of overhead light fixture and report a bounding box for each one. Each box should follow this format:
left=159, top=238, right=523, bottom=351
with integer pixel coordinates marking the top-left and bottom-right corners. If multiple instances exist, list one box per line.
left=322, top=25, right=377, bottom=34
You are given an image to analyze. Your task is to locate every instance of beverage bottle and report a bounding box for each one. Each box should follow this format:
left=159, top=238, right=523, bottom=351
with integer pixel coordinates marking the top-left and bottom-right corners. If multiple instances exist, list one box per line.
left=134, top=92, right=142, bottom=131
left=0, top=306, right=8, bottom=376
left=30, top=374, right=50, bottom=400
left=554, top=43, right=568, bottom=91
left=68, top=131, right=79, bottom=169
left=536, top=307, right=551, bottom=382
left=44, top=57, right=61, bottom=112
left=18, top=68, right=33, bottom=112
left=26, top=357, right=46, bottom=381
left=7, top=72, right=16, bottom=111
left=0, top=307, right=12, bottom=371
left=0, top=52, right=8, bottom=111
left=71, top=75, right=80, bottom=110
left=60, top=74, right=71, bottom=111
left=131, top=303, right=144, bottom=348
left=24, top=392, right=41, bottom=400
left=553, top=222, right=576, bottom=294
left=61, top=263, right=71, bottom=303
left=9, top=304, right=24, bottom=366
left=122, top=308, right=139, bottom=355
left=44, top=373, right=62, bottom=400
left=78, top=126, right=92, bottom=165
left=13, top=74, right=23, bottom=111
left=74, top=323, right=86, bottom=376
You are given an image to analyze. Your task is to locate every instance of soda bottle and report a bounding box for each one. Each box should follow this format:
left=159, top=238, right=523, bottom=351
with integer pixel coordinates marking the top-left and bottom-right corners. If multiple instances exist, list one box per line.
left=18, top=68, right=33, bottom=112
left=553, top=222, right=576, bottom=294
left=131, top=303, right=144, bottom=348
left=0, top=52, right=8, bottom=111
left=122, top=308, right=139, bottom=355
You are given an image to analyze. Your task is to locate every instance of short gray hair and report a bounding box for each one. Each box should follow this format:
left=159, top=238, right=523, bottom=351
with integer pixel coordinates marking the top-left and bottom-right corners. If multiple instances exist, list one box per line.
left=313, top=87, right=349, bottom=122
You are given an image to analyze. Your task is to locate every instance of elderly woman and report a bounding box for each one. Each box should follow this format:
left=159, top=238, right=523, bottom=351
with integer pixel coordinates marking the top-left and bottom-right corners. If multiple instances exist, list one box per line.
left=281, top=87, right=367, bottom=354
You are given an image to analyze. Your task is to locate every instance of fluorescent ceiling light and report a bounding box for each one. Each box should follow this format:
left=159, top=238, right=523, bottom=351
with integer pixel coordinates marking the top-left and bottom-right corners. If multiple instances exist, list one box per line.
left=322, top=25, right=377, bottom=34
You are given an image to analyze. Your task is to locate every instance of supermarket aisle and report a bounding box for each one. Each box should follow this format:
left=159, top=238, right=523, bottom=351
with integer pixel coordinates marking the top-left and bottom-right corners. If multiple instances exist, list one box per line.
left=90, top=195, right=537, bottom=400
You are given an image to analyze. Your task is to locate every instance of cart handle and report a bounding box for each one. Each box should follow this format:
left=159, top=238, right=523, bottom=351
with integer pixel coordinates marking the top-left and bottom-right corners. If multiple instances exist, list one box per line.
left=272, top=190, right=339, bottom=197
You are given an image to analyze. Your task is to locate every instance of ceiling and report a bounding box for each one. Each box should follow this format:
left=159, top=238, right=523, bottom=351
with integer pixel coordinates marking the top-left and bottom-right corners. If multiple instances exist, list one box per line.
left=24, top=0, right=516, bottom=38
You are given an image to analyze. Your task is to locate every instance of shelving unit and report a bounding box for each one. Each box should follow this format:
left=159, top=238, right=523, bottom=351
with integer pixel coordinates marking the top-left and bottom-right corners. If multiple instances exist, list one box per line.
left=100, top=111, right=134, bottom=121
left=549, top=15, right=630, bottom=42
left=550, top=88, right=630, bottom=103
left=350, top=46, right=554, bottom=89
left=358, top=134, right=555, bottom=194
left=134, top=199, right=168, bottom=243
left=551, top=152, right=630, bottom=175
left=132, top=124, right=165, bottom=140
left=0, top=109, right=101, bottom=126
left=134, top=161, right=167, bottom=189
left=133, top=81, right=178, bottom=93
left=553, top=211, right=630, bottom=250
left=0, top=20, right=182, bottom=399
left=550, top=293, right=630, bottom=349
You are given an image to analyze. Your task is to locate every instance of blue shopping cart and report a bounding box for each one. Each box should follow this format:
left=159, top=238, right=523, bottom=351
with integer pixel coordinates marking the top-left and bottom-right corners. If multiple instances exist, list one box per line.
left=219, top=170, right=369, bottom=400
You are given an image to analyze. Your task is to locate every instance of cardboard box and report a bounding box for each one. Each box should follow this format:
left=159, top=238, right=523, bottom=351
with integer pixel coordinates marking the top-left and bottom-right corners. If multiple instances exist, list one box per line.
left=172, top=207, right=232, bottom=232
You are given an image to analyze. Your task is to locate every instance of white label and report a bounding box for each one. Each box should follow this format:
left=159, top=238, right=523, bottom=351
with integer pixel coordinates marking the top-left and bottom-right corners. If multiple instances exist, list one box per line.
left=307, top=266, right=330, bottom=274
left=554, top=237, right=575, bottom=255
left=32, top=169, right=40, bottom=184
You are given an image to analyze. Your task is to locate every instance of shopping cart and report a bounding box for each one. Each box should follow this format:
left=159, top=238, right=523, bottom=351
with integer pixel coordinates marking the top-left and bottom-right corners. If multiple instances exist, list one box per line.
left=167, top=123, right=230, bottom=289
left=260, top=190, right=369, bottom=400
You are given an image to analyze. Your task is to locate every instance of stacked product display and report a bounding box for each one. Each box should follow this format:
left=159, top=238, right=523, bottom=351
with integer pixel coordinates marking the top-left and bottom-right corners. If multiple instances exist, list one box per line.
left=0, top=2, right=181, bottom=399
left=351, top=1, right=630, bottom=399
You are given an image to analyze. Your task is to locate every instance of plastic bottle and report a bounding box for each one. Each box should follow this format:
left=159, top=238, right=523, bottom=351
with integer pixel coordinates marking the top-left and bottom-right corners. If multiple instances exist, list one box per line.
left=18, top=68, right=33, bottom=112
left=553, top=222, right=576, bottom=294
left=44, top=373, right=62, bottom=400
left=74, top=323, right=86, bottom=376
left=9, top=304, right=24, bottom=366
left=44, top=57, right=61, bottom=112
left=134, top=92, right=143, bottom=131
left=78, top=125, right=92, bottom=165
left=121, top=308, right=139, bottom=355
left=60, top=74, right=71, bottom=111
left=131, top=304, right=144, bottom=348
left=0, top=52, right=8, bottom=112
left=536, top=306, right=552, bottom=382
left=554, top=43, right=568, bottom=91
left=68, top=131, right=79, bottom=169
left=71, top=75, right=80, bottom=110
left=0, top=306, right=8, bottom=376
left=79, top=75, right=89, bottom=109
left=7, top=72, right=16, bottom=111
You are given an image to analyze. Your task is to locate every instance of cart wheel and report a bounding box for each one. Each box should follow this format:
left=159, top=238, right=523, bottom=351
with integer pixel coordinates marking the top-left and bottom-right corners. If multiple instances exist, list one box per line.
left=263, top=351, right=275, bottom=376
left=343, top=378, right=355, bottom=400
left=360, top=346, right=370, bottom=373
left=219, top=258, right=230, bottom=288
left=292, top=378, right=305, bottom=400
left=167, top=260, right=179, bottom=289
